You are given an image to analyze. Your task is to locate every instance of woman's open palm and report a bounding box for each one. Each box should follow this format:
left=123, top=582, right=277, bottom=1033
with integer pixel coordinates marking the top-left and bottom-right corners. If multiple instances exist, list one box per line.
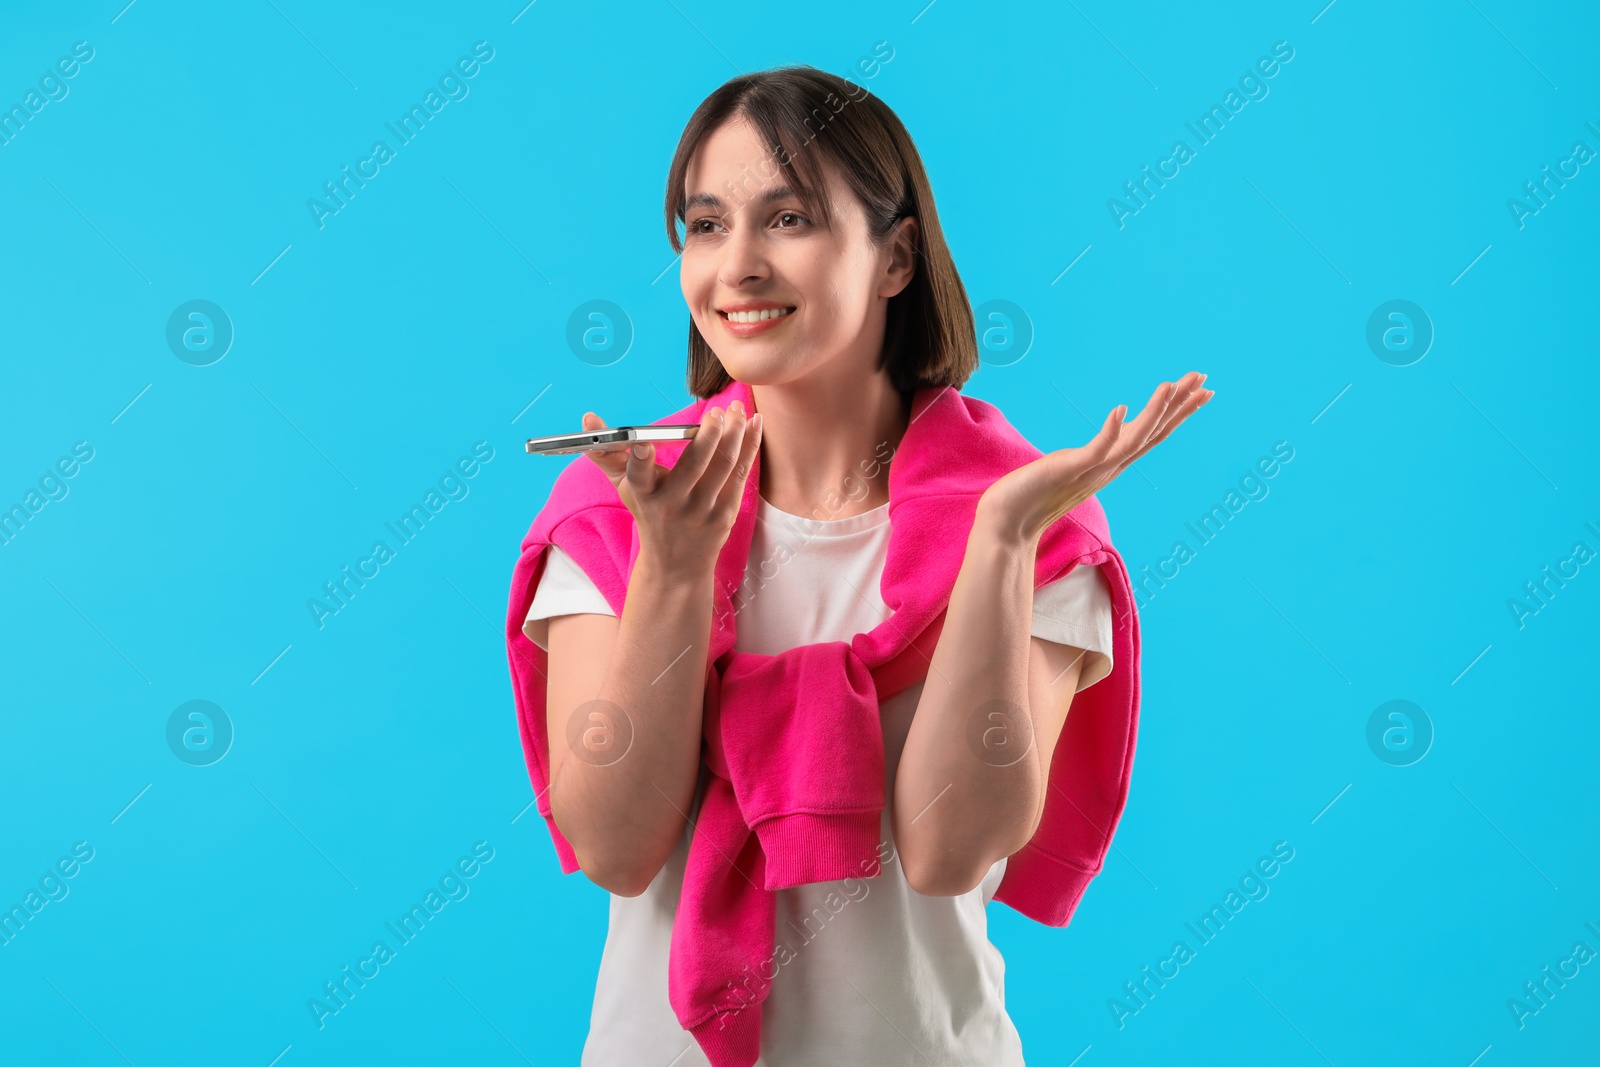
left=979, top=372, right=1214, bottom=542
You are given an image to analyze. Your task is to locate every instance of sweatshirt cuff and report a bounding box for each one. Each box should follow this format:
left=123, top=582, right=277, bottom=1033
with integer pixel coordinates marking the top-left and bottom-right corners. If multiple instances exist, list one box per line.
left=752, top=810, right=882, bottom=890
left=689, top=1006, right=762, bottom=1067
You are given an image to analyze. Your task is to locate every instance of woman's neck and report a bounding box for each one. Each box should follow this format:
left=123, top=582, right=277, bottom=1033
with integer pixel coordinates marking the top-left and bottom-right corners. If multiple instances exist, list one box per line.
left=749, top=370, right=911, bottom=522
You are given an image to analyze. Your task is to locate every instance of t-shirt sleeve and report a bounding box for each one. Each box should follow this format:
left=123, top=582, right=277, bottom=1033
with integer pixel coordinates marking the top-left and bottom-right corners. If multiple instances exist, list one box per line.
left=1030, top=563, right=1115, bottom=693
left=521, top=543, right=617, bottom=650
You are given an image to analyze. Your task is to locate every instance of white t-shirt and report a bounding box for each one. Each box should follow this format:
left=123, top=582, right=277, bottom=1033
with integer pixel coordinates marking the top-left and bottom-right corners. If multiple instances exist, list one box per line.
left=525, top=495, right=1115, bottom=1066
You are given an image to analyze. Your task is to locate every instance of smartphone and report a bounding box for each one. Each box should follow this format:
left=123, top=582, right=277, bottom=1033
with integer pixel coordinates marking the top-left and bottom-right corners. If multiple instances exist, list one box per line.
left=524, top=424, right=701, bottom=455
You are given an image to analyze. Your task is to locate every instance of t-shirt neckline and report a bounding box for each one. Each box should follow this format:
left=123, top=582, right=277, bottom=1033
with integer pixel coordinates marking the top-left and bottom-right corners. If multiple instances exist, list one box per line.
left=758, top=494, right=890, bottom=536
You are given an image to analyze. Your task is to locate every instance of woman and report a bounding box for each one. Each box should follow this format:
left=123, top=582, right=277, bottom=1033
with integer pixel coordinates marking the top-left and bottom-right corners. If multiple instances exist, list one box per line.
left=511, top=65, right=1210, bottom=1065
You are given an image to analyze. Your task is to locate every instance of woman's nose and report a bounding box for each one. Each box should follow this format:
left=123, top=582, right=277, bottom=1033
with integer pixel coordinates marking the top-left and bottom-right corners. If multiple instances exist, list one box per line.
left=717, top=219, right=769, bottom=286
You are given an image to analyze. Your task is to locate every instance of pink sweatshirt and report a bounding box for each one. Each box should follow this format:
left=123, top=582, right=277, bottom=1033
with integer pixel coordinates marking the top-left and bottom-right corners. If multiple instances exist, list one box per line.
left=505, top=377, right=1142, bottom=1067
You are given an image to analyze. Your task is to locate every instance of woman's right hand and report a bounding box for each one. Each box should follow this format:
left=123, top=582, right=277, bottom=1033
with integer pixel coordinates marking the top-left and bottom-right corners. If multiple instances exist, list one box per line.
left=580, top=400, right=762, bottom=574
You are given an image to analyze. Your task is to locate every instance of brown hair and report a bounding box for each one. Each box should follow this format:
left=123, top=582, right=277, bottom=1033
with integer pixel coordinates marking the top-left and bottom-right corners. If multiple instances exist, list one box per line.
left=662, top=65, right=978, bottom=399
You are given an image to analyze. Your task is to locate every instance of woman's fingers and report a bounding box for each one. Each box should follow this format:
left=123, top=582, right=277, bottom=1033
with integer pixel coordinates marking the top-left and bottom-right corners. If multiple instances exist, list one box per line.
left=1074, top=388, right=1150, bottom=483
left=1136, top=374, right=1206, bottom=450
left=689, top=400, right=749, bottom=511
left=1116, top=382, right=1173, bottom=456
left=584, top=402, right=758, bottom=512
left=1068, top=373, right=1212, bottom=490
left=624, top=435, right=659, bottom=495
left=1114, top=375, right=1212, bottom=473
left=580, top=410, right=667, bottom=498
left=1082, top=402, right=1129, bottom=465
left=664, top=403, right=731, bottom=491
left=581, top=412, right=631, bottom=487
left=713, top=409, right=763, bottom=517
left=1124, top=375, right=1191, bottom=451
left=1135, top=384, right=1212, bottom=458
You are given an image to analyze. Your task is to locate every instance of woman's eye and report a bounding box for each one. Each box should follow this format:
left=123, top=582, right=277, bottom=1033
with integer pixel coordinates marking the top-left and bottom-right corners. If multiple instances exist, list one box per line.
left=685, top=213, right=806, bottom=238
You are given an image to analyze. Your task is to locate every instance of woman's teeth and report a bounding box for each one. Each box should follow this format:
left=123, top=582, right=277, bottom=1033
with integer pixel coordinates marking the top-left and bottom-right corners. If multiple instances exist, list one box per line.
left=725, top=307, right=794, bottom=323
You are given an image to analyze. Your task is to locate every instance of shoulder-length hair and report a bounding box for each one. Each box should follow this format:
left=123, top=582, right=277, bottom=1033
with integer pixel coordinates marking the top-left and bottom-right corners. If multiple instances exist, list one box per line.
left=662, top=64, right=978, bottom=399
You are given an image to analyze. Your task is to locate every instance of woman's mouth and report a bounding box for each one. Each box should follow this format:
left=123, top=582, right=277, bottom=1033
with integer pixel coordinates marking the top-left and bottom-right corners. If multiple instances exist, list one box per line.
left=718, top=306, right=797, bottom=337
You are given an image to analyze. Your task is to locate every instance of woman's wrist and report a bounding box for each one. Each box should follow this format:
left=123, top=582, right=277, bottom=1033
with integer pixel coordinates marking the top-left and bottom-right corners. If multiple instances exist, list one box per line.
left=973, top=493, right=1046, bottom=554
left=634, top=543, right=720, bottom=591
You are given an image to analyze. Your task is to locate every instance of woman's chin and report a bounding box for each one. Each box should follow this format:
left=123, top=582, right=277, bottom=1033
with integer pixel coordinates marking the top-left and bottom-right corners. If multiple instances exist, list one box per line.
left=710, top=351, right=796, bottom=387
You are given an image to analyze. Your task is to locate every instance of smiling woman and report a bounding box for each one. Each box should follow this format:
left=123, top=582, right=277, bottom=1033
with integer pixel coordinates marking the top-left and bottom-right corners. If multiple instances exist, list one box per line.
left=662, top=69, right=971, bottom=406
left=507, top=63, right=1208, bottom=1067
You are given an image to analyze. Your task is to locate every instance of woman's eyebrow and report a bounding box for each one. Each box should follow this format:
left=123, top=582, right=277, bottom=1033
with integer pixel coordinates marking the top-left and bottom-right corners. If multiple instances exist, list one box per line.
left=685, top=185, right=801, bottom=213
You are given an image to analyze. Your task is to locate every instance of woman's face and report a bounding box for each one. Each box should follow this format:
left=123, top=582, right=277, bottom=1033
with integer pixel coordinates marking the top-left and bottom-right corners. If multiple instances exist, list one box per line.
left=679, top=116, right=915, bottom=388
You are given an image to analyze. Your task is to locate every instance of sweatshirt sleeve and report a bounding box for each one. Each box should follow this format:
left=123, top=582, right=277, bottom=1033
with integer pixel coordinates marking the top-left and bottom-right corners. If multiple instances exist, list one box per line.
left=521, top=543, right=617, bottom=650
left=1030, top=563, right=1114, bottom=692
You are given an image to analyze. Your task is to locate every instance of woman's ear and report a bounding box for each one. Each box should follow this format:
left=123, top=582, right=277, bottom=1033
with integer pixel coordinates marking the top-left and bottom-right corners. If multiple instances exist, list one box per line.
left=879, top=215, right=920, bottom=299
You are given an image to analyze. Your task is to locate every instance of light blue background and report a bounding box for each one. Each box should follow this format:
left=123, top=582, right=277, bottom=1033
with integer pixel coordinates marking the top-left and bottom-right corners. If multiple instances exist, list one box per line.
left=2, top=1, right=1596, bottom=1064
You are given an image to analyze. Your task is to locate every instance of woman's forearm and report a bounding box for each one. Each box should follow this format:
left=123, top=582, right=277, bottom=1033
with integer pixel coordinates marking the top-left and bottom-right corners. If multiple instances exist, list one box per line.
left=893, top=508, right=1046, bottom=895
left=550, top=548, right=715, bottom=895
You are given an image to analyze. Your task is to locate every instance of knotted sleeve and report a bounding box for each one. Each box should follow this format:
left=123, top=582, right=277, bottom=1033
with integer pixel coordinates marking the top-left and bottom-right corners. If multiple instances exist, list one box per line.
left=505, top=476, right=636, bottom=878
left=703, top=642, right=887, bottom=890
left=993, top=534, right=1142, bottom=927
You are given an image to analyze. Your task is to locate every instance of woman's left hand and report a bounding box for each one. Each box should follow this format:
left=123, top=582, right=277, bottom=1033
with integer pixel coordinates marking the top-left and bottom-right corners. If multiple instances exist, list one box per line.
left=977, top=371, right=1214, bottom=544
